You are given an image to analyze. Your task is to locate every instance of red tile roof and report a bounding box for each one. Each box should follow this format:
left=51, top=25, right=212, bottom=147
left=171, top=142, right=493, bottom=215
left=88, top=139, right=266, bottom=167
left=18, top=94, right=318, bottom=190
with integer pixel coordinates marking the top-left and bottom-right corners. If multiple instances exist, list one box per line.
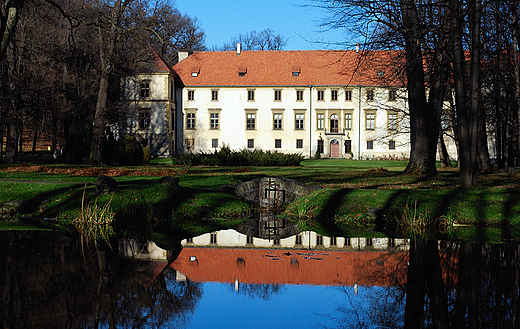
left=134, top=46, right=175, bottom=73
left=173, top=50, right=406, bottom=88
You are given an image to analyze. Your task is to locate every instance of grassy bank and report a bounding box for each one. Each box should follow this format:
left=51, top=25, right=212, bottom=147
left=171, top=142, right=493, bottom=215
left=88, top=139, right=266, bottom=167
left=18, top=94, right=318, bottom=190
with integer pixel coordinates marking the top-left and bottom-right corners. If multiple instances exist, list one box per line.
left=1, top=158, right=519, bottom=242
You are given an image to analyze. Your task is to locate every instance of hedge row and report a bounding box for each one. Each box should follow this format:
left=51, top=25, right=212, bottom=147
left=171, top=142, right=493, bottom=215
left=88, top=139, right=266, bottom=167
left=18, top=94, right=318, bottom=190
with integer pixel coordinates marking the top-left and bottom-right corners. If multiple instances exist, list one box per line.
left=172, top=145, right=304, bottom=167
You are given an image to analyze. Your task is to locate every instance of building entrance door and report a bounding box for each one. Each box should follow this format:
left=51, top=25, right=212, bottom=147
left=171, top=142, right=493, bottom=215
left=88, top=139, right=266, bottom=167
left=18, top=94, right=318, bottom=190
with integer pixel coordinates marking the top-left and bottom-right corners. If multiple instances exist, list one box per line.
left=330, top=140, right=340, bottom=158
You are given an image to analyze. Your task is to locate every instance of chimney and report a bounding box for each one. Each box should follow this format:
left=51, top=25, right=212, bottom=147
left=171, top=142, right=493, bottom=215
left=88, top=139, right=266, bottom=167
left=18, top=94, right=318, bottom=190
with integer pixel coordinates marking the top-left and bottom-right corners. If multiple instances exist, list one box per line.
left=178, top=51, right=189, bottom=62
left=237, top=43, right=241, bottom=56
left=356, top=43, right=360, bottom=54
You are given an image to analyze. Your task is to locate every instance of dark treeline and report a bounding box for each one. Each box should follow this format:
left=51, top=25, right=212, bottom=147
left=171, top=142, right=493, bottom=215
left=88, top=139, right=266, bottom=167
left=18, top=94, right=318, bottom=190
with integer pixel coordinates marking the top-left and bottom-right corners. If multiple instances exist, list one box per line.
left=0, top=0, right=205, bottom=164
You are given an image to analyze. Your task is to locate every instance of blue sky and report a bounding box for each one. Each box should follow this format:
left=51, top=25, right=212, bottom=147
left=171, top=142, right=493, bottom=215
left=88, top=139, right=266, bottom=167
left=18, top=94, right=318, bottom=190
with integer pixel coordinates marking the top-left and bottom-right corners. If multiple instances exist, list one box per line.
left=174, top=0, right=350, bottom=50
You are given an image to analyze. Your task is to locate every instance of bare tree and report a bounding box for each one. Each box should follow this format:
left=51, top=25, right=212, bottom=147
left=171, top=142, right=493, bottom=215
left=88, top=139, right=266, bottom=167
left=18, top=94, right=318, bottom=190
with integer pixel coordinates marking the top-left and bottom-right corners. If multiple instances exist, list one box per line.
left=312, top=0, right=451, bottom=175
left=211, top=28, right=288, bottom=51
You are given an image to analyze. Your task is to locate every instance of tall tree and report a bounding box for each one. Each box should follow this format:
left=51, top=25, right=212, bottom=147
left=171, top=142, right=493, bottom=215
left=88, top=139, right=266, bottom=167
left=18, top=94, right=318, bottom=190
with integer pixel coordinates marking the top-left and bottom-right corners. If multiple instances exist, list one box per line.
left=313, top=0, right=451, bottom=175
left=90, top=0, right=134, bottom=164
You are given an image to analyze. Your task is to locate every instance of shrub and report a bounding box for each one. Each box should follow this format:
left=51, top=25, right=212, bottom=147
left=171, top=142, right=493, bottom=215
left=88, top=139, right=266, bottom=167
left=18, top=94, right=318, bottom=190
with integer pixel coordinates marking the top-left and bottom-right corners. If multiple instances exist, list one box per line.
left=104, top=135, right=145, bottom=166
left=174, top=145, right=304, bottom=166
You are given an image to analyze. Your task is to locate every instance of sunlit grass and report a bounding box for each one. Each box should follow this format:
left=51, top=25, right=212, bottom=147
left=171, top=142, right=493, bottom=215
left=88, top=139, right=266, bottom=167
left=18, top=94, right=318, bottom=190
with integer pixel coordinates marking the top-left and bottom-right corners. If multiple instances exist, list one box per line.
left=1, top=159, right=520, bottom=242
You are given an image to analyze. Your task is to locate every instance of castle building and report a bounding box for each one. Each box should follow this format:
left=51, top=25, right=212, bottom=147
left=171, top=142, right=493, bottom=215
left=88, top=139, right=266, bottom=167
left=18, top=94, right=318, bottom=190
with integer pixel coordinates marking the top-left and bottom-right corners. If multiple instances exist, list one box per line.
left=123, top=46, right=413, bottom=159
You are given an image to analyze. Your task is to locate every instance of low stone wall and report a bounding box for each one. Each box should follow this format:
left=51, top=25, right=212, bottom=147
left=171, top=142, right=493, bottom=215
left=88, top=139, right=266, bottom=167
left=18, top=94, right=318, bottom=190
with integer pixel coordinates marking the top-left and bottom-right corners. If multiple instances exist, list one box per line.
left=234, top=176, right=321, bottom=206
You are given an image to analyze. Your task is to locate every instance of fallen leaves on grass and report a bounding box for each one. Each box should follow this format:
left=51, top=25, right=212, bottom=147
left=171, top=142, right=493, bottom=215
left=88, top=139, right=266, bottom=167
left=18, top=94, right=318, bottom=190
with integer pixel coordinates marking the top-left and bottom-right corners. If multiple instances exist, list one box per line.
left=0, top=165, right=180, bottom=177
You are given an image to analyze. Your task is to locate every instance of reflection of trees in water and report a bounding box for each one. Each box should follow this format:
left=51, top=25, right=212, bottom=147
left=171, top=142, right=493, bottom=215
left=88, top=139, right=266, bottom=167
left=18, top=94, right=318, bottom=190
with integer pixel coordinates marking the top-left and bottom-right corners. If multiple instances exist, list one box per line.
left=230, top=283, right=286, bottom=300
left=334, top=285, right=405, bottom=329
left=406, top=240, right=520, bottom=328
left=327, top=241, right=520, bottom=328
left=331, top=251, right=407, bottom=329
left=0, top=232, right=202, bottom=328
left=112, top=265, right=202, bottom=328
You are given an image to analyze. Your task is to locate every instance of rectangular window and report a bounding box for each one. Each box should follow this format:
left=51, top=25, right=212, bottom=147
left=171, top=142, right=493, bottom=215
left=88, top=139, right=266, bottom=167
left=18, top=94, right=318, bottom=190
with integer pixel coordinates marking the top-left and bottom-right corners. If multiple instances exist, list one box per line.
left=275, top=139, right=282, bottom=148
left=345, top=90, right=352, bottom=101
left=211, top=90, right=218, bottom=101
left=296, top=90, right=304, bottom=101
left=246, top=113, right=256, bottom=130
left=210, top=233, right=217, bottom=244
left=317, top=113, right=324, bottom=130
left=367, top=140, right=374, bottom=149
left=316, top=235, right=323, bottom=246
left=330, top=237, right=337, bottom=246
left=138, top=109, right=150, bottom=130
left=366, top=112, right=375, bottom=130
left=247, top=235, right=254, bottom=244
left=247, top=139, right=254, bottom=148
left=389, top=90, right=397, bottom=101
left=274, top=90, right=282, bottom=101
left=140, top=81, right=150, bottom=98
left=345, top=113, right=352, bottom=130
left=186, top=112, right=196, bottom=130
left=388, top=112, right=398, bottom=130
left=295, top=234, right=302, bottom=245
left=389, top=140, right=396, bottom=150
left=187, top=90, right=195, bottom=101
left=366, top=90, right=374, bottom=101
left=295, top=113, right=304, bottom=130
left=273, top=113, right=283, bottom=130
left=331, top=89, right=338, bottom=101
left=317, top=90, right=324, bottom=101
left=296, top=139, right=303, bottom=149
left=248, top=90, right=255, bottom=101
left=210, top=112, right=219, bottom=129
left=212, top=138, right=219, bottom=148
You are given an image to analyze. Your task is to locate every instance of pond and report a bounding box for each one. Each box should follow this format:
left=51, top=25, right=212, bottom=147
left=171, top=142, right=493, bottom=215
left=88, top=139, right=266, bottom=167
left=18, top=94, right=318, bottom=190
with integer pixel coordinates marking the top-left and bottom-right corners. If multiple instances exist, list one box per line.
left=1, top=225, right=518, bottom=328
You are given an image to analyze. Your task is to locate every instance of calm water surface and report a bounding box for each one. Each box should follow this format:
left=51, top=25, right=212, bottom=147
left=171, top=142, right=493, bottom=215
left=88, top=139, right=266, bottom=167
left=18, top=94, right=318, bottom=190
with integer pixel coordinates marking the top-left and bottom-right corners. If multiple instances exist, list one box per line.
left=1, top=229, right=518, bottom=328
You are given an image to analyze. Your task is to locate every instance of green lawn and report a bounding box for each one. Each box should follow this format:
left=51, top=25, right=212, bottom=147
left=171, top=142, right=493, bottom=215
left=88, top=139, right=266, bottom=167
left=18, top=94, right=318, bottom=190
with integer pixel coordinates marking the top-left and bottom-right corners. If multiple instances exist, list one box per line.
left=0, top=159, right=519, bottom=242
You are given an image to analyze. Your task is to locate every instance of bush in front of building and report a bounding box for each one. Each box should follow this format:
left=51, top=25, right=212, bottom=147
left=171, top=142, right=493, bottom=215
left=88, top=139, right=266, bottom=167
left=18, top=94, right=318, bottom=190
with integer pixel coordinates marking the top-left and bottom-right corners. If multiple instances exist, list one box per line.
left=172, top=145, right=304, bottom=166
left=104, top=135, right=145, bottom=166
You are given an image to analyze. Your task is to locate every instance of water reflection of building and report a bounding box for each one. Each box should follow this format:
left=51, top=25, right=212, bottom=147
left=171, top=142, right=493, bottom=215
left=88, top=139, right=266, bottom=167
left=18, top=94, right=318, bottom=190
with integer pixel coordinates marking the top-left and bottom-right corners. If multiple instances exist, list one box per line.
left=182, top=229, right=408, bottom=251
left=120, top=230, right=409, bottom=288
left=171, top=246, right=408, bottom=287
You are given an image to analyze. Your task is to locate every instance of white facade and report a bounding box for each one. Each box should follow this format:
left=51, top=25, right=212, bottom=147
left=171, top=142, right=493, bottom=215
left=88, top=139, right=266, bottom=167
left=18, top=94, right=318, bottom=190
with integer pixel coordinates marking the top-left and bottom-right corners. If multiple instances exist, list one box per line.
left=182, top=229, right=409, bottom=251
left=176, top=85, right=410, bottom=159
left=121, top=49, right=176, bottom=157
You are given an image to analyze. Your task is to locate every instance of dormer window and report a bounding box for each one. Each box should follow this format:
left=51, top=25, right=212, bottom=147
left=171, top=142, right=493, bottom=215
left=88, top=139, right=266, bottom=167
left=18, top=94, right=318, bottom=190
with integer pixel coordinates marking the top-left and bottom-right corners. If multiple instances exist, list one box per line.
left=292, top=65, right=301, bottom=77
left=238, top=66, right=247, bottom=77
left=191, top=67, right=200, bottom=77
left=377, top=71, right=385, bottom=77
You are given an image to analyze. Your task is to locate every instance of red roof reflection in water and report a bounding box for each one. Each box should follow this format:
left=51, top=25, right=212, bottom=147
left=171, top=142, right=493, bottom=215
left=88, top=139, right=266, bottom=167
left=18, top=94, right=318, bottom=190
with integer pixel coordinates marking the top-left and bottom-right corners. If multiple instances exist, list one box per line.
left=170, top=247, right=408, bottom=287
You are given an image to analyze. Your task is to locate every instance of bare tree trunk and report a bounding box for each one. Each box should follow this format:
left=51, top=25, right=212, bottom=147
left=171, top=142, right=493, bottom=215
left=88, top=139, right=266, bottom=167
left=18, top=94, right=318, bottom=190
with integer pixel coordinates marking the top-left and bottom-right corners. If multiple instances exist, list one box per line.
left=401, top=0, right=439, bottom=176
left=0, top=0, right=25, bottom=61
left=5, top=121, right=19, bottom=164
left=438, top=133, right=452, bottom=167
left=18, top=119, right=23, bottom=153
left=512, top=1, right=520, bottom=168
left=451, top=0, right=480, bottom=187
left=477, top=109, right=491, bottom=170
left=90, top=0, right=131, bottom=164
